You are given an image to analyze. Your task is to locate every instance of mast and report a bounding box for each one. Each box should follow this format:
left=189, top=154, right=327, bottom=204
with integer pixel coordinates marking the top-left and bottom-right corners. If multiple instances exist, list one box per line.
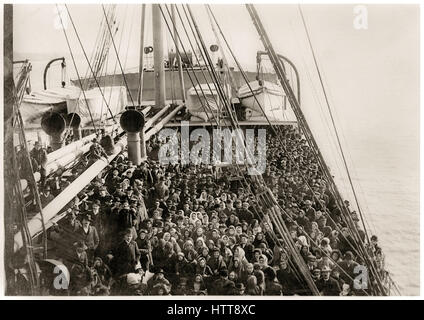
left=152, top=4, right=166, bottom=109
left=137, top=4, right=146, bottom=105
left=171, top=4, right=185, bottom=102
left=138, top=4, right=147, bottom=160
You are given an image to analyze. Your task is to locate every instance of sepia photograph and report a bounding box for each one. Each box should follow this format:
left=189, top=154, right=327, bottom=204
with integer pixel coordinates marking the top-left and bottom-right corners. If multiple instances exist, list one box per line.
left=1, top=1, right=420, bottom=299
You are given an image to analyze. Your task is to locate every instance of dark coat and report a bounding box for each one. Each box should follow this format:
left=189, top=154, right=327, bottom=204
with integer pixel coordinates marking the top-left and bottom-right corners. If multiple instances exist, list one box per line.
left=112, top=240, right=140, bottom=276
left=207, top=256, right=227, bottom=275
left=75, top=225, right=99, bottom=250
left=211, top=277, right=235, bottom=295
left=238, top=209, right=254, bottom=224
left=338, top=260, right=360, bottom=284
left=265, top=280, right=283, bottom=295
left=239, top=243, right=254, bottom=262
left=316, top=277, right=341, bottom=296
left=276, top=266, right=298, bottom=295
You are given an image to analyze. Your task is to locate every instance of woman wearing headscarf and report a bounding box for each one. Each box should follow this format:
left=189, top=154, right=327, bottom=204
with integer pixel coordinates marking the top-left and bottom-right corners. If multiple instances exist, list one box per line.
left=245, top=275, right=263, bottom=296
left=258, top=243, right=273, bottom=262
left=222, top=245, right=233, bottom=268
left=195, top=257, right=213, bottom=278
left=151, top=237, right=165, bottom=268
left=275, top=258, right=294, bottom=295
left=264, top=267, right=283, bottom=296
left=189, top=212, right=199, bottom=226
left=156, top=242, right=174, bottom=279
left=196, top=211, right=203, bottom=221
left=330, top=249, right=342, bottom=264
left=271, top=244, right=284, bottom=267
left=205, top=239, right=216, bottom=252
left=226, top=214, right=239, bottom=227
left=239, top=263, right=255, bottom=285
left=228, top=258, right=244, bottom=280
left=320, top=237, right=333, bottom=256
left=231, top=246, right=249, bottom=267
left=182, top=239, right=198, bottom=261
left=180, top=227, right=192, bottom=241
left=197, top=190, right=208, bottom=204
left=198, top=246, right=210, bottom=261
left=192, top=227, right=206, bottom=243
left=189, top=274, right=207, bottom=295
left=252, top=232, right=268, bottom=248
left=258, top=254, right=269, bottom=270
left=300, top=244, right=311, bottom=263
left=329, top=229, right=340, bottom=250
left=250, top=219, right=262, bottom=236
left=92, top=257, right=113, bottom=289
left=173, top=252, right=189, bottom=282
left=207, top=247, right=227, bottom=276
left=254, top=267, right=266, bottom=293
left=194, top=237, right=207, bottom=252
left=201, top=214, right=209, bottom=227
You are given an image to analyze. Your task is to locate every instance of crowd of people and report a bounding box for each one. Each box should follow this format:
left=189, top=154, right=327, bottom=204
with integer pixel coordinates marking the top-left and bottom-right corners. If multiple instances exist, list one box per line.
left=27, top=125, right=385, bottom=296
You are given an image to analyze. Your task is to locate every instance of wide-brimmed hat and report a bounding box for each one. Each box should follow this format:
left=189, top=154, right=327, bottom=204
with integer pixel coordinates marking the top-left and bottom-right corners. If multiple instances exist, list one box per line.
left=74, top=240, right=88, bottom=250
left=307, top=254, right=316, bottom=262
left=80, top=213, right=92, bottom=222
left=321, top=266, right=332, bottom=273
left=235, top=283, right=245, bottom=291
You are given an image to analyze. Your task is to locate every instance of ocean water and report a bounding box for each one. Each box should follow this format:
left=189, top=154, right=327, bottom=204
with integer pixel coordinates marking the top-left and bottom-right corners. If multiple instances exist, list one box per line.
left=306, top=114, right=419, bottom=296
left=360, top=136, right=419, bottom=296
left=338, top=133, right=419, bottom=296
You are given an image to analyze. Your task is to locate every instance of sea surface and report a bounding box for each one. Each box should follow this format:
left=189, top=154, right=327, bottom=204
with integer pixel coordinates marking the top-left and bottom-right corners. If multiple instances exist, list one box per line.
left=19, top=58, right=420, bottom=296
left=330, top=132, right=420, bottom=296
left=306, top=104, right=420, bottom=296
